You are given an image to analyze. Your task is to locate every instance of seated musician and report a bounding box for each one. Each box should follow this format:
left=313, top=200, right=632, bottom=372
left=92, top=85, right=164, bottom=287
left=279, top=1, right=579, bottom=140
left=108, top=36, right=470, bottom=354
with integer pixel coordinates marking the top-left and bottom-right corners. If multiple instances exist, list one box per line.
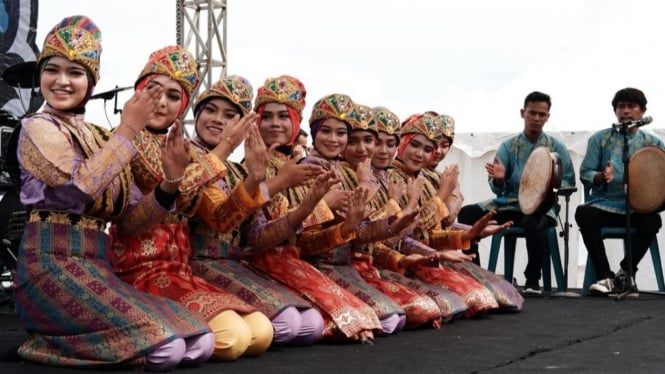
left=576, top=87, right=664, bottom=296
left=458, top=91, right=575, bottom=295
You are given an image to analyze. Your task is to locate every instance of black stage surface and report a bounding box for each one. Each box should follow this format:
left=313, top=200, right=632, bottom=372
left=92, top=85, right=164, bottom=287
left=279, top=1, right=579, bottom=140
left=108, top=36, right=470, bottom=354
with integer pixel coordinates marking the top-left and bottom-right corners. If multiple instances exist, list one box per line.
left=2, top=290, right=665, bottom=374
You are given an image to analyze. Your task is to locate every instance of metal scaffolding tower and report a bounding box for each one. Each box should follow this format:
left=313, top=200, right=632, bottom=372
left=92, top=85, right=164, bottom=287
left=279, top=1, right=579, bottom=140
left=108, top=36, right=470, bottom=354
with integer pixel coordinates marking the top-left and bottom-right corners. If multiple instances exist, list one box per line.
left=176, top=0, right=228, bottom=126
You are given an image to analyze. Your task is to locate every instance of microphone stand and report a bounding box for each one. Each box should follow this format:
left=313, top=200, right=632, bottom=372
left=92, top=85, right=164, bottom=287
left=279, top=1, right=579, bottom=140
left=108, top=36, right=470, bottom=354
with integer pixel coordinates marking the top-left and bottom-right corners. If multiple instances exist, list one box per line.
left=614, top=121, right=665, bottom=300
left=552, top=187, right=581, bottom=297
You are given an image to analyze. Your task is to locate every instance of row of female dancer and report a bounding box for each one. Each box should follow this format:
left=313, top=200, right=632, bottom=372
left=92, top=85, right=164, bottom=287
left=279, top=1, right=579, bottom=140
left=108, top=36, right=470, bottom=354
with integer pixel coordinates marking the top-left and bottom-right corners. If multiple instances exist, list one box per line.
left=12, top=15, right=525, bottom=371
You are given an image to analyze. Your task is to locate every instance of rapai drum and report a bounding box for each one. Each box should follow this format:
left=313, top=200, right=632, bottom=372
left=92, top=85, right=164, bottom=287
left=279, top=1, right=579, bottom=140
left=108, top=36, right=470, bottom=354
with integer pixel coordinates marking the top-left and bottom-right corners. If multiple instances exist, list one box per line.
left=519, top=146, right=562, bottom=215
left=628, top=146, right=665, bottom=213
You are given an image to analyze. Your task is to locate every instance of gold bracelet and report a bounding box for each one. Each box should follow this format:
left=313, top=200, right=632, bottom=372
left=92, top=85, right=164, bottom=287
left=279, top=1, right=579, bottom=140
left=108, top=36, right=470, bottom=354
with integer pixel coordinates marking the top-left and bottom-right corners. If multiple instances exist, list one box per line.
left=163, top=174, right=185, bottom=184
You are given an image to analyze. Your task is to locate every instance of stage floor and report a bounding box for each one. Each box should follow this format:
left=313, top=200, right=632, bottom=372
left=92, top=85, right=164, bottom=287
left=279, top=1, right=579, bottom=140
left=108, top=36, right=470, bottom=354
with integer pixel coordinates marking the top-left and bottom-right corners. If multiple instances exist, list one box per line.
left=2, top=290, right=665, bottom=374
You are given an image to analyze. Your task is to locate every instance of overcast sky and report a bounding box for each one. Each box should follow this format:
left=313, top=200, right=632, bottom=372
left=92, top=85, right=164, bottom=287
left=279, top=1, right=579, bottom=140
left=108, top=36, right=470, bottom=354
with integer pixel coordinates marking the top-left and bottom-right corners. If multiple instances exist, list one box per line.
left=37, top=0, right=664, bottom=135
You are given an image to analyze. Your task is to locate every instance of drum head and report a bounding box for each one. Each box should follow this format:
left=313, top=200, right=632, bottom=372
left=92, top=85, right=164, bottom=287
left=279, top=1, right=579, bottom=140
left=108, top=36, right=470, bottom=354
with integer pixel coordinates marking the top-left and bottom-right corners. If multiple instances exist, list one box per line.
left=519, top=147, right=553, bottom=215
left=629, top=146, right=665, bottom=213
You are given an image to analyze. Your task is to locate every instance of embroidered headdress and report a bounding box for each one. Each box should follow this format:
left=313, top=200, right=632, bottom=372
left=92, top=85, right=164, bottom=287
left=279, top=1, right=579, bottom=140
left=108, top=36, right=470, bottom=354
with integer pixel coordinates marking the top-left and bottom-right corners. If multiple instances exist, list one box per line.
left=400, top=113, right=442, bottom=144
left=438, top=114, right=455, bottom=141
left=135, top=45, right=199, bottom=103
left=195, top=75, right=253, bottom=117
left=373, top=106, right=401, bottom=137
left=254, top=75, right=305, bottom=145
left=254, top=75, right=306, bottom=118
left=309, top=93, right=355, bottom=125
left=39, top=15, right=102, bottom=83
left=345, top=104, right=378, bottom=136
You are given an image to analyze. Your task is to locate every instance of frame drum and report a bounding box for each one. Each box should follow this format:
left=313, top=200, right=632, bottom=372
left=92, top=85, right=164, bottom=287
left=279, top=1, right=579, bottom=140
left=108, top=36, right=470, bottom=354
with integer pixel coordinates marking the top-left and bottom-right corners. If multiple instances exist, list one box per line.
left=628, top=146, right=665, bottom=213
left=519, top=146, right=562, bottom=215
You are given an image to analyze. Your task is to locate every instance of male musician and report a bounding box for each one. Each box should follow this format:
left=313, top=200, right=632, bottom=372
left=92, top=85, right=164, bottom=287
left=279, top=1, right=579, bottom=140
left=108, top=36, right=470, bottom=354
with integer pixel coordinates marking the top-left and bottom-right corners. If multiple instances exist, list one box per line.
left=576, top=87, right=664, bottom=296
left=458, top=91, right=575, bottom=296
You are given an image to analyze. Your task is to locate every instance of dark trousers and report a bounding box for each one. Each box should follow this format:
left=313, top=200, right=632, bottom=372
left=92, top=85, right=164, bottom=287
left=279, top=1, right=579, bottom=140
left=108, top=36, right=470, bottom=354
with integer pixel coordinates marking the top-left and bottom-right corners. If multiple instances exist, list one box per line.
left=575, top=205, right=661, bottom=280
left=458, top=204, right=555, bottom=283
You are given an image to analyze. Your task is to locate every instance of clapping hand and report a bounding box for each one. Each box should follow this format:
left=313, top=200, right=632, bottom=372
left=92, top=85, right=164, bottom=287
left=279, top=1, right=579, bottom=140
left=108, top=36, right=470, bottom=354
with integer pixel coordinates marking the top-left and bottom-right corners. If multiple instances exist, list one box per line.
left=160, top=120, right=190, bottom=193
left=211, top=112, right=258, bottom=161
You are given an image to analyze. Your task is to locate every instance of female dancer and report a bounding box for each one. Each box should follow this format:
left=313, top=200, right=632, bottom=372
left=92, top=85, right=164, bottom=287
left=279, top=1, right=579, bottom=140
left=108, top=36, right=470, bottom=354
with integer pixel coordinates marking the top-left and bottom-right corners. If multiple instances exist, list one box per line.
left=422, top=113, right=524, bottom=310
left=189, top=75, right=325, bottom=345
left=244, top=82, right=382, bottom=343
left=14, top=16, right=213, bottom=371
left=387, top=113, right=503, bottom=316
left=110, top=47, right=273, bottom=361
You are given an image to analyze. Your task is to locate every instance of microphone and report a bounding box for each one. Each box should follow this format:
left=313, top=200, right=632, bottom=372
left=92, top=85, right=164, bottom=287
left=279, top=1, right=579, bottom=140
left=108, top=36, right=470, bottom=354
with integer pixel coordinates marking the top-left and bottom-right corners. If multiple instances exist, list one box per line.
left=612, top=116, right=653, bottom=131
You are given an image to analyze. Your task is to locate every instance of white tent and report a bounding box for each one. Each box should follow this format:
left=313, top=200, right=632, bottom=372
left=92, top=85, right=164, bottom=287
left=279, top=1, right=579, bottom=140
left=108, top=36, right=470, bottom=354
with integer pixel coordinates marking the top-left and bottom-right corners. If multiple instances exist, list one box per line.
left=445, top=128, right=665, bottom=291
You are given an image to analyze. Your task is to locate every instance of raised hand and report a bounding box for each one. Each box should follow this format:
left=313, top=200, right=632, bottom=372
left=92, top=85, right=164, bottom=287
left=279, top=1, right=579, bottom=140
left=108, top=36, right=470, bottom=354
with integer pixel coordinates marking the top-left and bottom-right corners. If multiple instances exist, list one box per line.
left=340, top=186, right=370, bottom=235
left=211, top=112, right=258, bottom=161
left=387, top=179, right=405, bottom=201
left=406, top=177, right=425, bottom=210
left=356, top=158, right=372, bottom=183
left=485, top=157, right=506, bottom=186
left=277, top=157, right=324, bottom=189
left=437, top=164, right=459, bottom=200
left=118, top=81, right=164, bottom=137
left=300, top=170, right=340, bottom=212
left=286, top=170, right=341, bottom=230
left=160, top=120, right=190, bottom=193
left=243, top=124, right=270, bottom=186
left=323, top=187, right=352, bottom=215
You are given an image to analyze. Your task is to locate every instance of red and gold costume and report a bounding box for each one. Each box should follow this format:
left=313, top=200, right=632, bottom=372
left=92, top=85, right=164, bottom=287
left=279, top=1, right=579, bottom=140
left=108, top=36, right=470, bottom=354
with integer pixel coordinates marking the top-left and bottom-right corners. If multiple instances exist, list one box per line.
left=245, top=151, right=382, bottom=341
left=423, top=113, right=524, bottom=311
left=388, top=113, right=500, bottom=317
left=109, top=48, right=259, bottom=322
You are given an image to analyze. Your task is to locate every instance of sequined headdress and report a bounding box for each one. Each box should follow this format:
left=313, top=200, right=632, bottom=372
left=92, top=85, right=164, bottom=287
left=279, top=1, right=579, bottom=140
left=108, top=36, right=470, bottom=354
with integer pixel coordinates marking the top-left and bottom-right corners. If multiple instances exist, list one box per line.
left=401, top=113, right=442, bottom=144
left=309, top=93, right=356, bottom=132
left=346, top=104, right=378, bottom=135
left=254, top=75, right=306, bottom=118
left=135, top=45, right=199, bottom=101
left=438, top=114, right=455, bottom=141
left=195, top=75, right=254, bottom=116
left=38, top=15, right=102, bottom=83
left=373, top=106, right=401, bottom=137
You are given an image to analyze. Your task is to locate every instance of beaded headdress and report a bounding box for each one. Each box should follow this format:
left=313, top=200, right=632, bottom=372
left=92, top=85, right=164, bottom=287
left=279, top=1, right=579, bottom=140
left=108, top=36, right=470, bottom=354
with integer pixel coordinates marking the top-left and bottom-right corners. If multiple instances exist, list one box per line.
left=136, top=45, right=199, bottom=100
left=308, top=93, right=356, bottom=126
left=438, top=114, right=455, bottom=140
left=400, top=113, right=442, bottom=144
left=196, top=75, right=254, bottom=116
left=373, top=106, right=401, bottom=137
left=347, top=104, right=378, bottom=134
left=254, top=75, right=306, bottom=118
left=39, top=15, right=102, bottom=83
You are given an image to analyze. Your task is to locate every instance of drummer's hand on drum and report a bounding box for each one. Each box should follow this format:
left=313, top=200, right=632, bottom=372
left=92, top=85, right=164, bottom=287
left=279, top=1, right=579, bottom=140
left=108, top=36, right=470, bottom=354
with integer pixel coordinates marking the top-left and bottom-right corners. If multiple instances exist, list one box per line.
left=486, top=157, right=505, bottom=186
left=437, top=164, right=459, bottom=200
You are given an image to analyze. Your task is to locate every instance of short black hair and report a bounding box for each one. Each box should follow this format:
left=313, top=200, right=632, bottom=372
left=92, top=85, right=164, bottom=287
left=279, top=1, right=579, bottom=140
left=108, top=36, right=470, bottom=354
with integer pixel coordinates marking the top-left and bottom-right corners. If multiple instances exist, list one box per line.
left=524, top=91, right=551, bottom=110
left=611, top=87, right=647, bottom=111
left=298, top=129, right=308, bottom=137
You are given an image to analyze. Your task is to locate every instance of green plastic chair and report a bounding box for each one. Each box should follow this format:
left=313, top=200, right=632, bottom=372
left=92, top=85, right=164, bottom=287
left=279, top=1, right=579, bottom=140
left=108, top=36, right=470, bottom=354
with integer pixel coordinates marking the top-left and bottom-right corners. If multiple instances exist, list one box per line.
left=488, top=225, right=565, bottom=292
